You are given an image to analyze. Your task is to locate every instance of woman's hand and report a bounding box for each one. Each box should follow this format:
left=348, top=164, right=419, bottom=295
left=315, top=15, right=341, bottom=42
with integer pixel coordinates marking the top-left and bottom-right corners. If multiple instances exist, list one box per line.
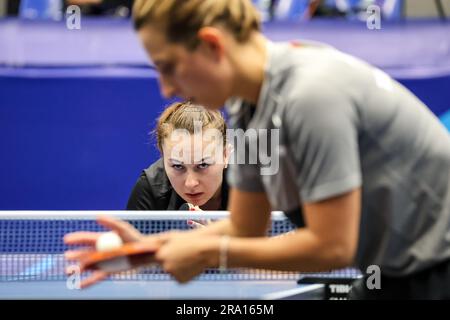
left=64, top=215, right=162, bottom=288
left=155, top=232, right=220, bottom=283
left=186, top=203, right=212, bottom=229
left=64, top=215, right=222, bottom=286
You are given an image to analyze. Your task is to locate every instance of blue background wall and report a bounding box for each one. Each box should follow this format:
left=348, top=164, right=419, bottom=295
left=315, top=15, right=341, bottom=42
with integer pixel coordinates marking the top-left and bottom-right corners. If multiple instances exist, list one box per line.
left=0, top=18, right=448, bottom=210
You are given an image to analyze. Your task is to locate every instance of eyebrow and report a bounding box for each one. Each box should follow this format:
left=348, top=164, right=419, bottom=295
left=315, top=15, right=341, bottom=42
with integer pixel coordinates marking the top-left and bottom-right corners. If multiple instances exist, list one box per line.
left=168, top=157, right=213, bottom=164
left=194, top=157, right=215, bottom=165
left=169, top=158, right=183, bottom=164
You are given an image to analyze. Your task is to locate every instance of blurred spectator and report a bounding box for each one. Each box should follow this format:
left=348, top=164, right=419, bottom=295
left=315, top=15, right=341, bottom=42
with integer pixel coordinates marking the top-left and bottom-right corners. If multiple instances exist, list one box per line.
left=310, top=0, right=347, bottom=17
left=66, top=0, right=133, bottom=17
left=310, top=0, right=405, bottom=21
left=4, top=0, right=133, bottom=17
left=6, top=0, right=20, bottom=15
left=269, top=0, right=279, bottom=20
left=0, top=0, right=6, bottom=17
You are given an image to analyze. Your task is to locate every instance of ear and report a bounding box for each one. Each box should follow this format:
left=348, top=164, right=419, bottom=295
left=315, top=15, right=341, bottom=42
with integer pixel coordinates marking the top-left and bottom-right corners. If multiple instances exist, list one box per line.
left=197, top=27, right=225, bottom=60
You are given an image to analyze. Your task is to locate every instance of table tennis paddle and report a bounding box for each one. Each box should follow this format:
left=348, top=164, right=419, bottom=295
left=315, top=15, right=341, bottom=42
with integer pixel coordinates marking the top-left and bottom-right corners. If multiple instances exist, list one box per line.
left=79, top=241, right=158, bottom=273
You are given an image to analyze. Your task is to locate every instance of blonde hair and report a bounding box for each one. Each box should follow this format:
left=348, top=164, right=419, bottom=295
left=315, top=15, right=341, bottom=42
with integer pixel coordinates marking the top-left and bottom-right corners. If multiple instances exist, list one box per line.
left=156, top=102, right=227, bottom=152
left=133, top=0, right=261, bottom=49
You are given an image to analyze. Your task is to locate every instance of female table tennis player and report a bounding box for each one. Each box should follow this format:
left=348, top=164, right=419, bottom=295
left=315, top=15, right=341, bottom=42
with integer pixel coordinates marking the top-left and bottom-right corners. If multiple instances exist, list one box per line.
left=126, top=101, right=229, bottom=212
left=65, top=0, right=450, bottom=298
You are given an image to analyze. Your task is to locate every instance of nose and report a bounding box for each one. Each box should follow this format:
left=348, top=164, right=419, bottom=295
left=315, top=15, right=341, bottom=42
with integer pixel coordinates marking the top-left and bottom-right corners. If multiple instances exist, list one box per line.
left=185, top=172, right=200, bottom=189
left=159, top=76, right=178, bottom=99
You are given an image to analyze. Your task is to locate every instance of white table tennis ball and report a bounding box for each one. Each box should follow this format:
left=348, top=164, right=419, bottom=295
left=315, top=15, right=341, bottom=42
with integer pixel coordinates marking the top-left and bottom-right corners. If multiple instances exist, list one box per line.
left=96, top=231, right=123, bottom=252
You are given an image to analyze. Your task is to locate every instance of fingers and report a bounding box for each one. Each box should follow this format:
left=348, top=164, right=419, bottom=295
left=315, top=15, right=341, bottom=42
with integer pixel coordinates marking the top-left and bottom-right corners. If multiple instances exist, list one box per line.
left=187, top=220, right=206, bottom=229
left=187, top=203, right=202, bottom=211
left=96, top=215, right=125, bottom=230
left=63, top=216, right=165, bottom=289
left=152, top=230, right=181, bottom=244
left=97, top=215, right=141, bottom=242
left=63, top=216, right=143, bottom=290
left=65, top=249, right=95, bottom=261
left=64, top=232, right=100, bottom=246
left=64, top=216, right=141, bottom=248
left=79, top=271, right=109, bottom=289
left=199, top=219, right=211, bottom=226
left=65, top=265, right=108, bottom=289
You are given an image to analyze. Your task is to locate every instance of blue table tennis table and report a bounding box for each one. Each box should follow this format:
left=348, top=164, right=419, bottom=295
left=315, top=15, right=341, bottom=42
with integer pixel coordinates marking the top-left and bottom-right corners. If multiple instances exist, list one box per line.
left=0, top=275, right=324, bottom=300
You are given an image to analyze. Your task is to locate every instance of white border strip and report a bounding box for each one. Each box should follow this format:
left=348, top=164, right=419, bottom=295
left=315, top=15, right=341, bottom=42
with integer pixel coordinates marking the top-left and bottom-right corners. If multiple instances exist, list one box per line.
left=262, top=284, right=324, bottom=300
left=0, top=211, right=288, bottom=221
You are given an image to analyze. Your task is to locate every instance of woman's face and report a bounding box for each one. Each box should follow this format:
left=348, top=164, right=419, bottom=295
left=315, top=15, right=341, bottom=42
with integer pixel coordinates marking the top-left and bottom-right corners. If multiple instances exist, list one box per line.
left=162, top=131, right=228, bottom=206
left=138, top=25, right=233, bottom=110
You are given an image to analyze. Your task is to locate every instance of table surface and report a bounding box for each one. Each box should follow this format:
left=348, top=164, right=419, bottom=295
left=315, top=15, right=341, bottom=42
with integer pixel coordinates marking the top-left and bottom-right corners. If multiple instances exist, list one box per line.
left=0, top=249, right=324, bottom=300
left=0, top=278, right=324, bottom=300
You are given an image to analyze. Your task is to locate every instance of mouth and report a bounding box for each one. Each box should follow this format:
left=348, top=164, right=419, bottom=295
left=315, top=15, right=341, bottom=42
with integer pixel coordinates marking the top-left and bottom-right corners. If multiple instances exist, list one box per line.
left=185, top=192, right=204, bottom=199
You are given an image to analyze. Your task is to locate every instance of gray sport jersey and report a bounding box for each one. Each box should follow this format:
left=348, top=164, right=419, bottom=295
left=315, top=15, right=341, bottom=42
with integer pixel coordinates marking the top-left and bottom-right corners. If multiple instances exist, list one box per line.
left=225, top=41, right=450, bottom=276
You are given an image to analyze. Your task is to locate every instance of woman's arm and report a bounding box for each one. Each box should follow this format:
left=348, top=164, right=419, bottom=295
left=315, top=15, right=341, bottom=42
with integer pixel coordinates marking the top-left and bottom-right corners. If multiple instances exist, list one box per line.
left=156, top=187, right=361, bottom=282
left=218, top=188, right=361, bottom=271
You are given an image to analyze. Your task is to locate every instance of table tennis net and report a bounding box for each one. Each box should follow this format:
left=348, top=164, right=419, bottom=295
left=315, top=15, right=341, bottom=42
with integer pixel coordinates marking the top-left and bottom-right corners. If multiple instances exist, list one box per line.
left=0, top=212, right=361, bottom=282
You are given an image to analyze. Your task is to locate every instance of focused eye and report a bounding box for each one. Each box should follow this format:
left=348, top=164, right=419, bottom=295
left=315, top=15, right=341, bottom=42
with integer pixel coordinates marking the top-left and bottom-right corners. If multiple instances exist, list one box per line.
left=172, top=164, right=185, bottom=171
left=197, top=163, right=210, bottom=170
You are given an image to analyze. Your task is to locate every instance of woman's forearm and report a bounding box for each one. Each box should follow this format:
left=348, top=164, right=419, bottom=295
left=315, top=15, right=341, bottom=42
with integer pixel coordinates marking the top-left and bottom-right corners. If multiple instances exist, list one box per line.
left=191, top=219, right=232, bottom=236
left=221, top=229, right=353, bottom=272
